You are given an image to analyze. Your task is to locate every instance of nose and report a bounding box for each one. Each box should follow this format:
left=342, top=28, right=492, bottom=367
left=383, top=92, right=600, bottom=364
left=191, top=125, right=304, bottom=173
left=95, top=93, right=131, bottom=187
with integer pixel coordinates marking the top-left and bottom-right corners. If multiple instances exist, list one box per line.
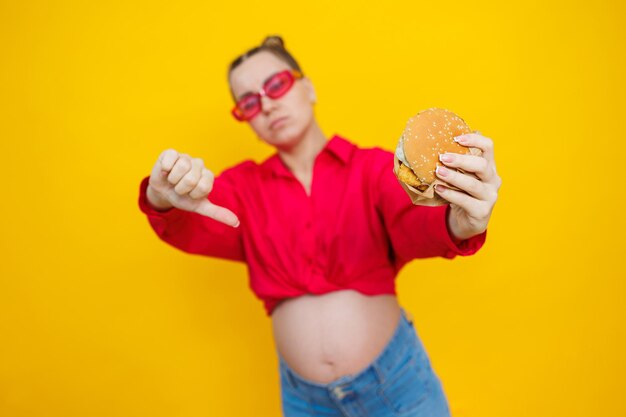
left=260, top=94, right=278, bottom=114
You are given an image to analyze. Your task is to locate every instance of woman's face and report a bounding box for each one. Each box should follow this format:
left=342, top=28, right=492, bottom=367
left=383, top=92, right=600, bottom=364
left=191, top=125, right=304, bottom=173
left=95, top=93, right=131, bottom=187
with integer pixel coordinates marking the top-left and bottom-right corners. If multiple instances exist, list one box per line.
left=229, top=51, right=317, bottom=150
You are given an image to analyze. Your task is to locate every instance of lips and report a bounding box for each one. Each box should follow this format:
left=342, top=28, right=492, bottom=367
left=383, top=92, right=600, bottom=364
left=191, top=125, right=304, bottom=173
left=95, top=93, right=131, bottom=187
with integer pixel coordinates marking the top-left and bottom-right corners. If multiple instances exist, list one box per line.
left=269, top=116, right=288, bottom=130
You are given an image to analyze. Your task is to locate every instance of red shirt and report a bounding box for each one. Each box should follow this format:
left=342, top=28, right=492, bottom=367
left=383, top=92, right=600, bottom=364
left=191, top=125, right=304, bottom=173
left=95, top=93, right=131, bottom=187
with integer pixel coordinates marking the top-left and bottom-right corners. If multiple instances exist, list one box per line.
left=138, top=134, right=487, bottom=316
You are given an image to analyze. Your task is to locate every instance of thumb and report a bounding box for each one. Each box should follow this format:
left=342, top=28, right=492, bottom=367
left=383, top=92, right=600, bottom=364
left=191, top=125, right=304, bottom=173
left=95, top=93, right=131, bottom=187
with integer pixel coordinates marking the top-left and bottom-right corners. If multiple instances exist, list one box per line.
left=194, top=199, right=240, bottom=228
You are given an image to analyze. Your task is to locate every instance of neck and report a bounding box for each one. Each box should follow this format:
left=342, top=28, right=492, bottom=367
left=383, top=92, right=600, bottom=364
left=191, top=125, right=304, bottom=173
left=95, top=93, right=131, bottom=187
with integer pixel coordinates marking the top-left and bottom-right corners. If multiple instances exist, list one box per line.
left=277, top=121, right=327, bottom=178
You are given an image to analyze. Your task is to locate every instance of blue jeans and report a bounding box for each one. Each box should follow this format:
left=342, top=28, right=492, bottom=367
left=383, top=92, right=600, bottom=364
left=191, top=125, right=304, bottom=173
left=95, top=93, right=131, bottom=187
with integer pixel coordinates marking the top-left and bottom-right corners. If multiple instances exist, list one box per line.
left=278, top=308, right=451, bottom=417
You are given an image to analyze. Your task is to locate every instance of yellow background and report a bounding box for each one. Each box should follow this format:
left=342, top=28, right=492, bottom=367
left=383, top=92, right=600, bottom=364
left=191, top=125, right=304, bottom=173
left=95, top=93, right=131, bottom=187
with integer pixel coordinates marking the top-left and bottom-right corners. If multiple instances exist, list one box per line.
left=1, top=0, right=624, bottom=416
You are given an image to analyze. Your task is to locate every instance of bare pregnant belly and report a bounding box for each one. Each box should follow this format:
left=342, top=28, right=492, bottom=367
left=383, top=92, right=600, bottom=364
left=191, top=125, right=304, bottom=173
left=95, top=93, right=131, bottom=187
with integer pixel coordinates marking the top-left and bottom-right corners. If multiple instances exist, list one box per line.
left=270, top=289, right=402, bottom=384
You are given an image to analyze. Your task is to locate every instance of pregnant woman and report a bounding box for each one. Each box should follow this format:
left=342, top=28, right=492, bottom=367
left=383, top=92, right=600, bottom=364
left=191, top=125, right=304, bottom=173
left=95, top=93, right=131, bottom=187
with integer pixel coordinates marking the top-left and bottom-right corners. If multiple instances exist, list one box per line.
left=138, top=35, right=501, bottom=416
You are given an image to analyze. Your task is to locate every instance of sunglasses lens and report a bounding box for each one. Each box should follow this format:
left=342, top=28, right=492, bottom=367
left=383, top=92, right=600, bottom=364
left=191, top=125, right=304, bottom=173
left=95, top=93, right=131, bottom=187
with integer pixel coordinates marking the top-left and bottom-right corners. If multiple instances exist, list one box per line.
left=265, top=71, right=294, bottom=99
left=236, top=95, right=261, bottom=120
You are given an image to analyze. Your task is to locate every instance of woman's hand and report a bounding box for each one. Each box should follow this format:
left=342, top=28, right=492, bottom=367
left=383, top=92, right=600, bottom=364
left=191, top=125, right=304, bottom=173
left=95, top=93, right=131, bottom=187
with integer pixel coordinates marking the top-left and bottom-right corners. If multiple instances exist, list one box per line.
left=434, top=132, right=501, bottom=241
left=147, top=149, right=240, bottom=228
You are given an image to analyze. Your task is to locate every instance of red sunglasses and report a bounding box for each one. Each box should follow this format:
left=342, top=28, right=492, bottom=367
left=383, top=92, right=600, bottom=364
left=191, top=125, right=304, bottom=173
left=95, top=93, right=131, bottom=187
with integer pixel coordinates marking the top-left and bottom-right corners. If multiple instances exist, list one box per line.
left=231, top=69, right=304, bottom=122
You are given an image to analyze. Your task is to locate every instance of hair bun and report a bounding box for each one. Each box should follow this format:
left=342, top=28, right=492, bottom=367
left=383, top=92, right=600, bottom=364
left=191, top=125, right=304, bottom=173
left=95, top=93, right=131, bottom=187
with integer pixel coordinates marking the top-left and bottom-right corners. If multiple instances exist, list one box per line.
left=262, top=35, right=285, bottom=49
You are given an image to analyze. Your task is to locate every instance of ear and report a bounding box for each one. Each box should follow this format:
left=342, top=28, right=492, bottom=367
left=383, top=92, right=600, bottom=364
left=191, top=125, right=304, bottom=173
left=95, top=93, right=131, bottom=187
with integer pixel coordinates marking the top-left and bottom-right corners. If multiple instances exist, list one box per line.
left=303, top=77, right=317, bottom=104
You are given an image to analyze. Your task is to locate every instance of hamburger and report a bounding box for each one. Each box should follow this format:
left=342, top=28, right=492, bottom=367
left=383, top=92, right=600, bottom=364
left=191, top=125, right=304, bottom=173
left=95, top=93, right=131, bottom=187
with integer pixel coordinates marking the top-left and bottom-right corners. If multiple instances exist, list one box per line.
left=393, top=107, right=483, bottom=206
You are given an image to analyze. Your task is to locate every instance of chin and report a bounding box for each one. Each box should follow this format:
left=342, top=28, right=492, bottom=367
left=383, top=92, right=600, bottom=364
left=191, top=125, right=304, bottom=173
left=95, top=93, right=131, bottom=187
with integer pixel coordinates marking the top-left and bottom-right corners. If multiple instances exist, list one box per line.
left=262, top=123, right=307, bottom=149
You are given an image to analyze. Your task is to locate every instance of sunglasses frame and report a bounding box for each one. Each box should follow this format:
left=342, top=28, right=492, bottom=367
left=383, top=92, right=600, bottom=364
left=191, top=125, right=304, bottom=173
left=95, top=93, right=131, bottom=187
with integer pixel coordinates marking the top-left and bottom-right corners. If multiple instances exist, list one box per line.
left=231, top=69, right=304, bottom=122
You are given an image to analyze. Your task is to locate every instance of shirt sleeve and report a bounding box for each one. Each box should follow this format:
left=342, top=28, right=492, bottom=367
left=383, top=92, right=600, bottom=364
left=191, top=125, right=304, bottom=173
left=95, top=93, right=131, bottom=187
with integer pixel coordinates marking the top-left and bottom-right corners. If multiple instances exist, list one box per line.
left=372, top=150, right=487, bottom=267
left=137, top=167, right=245, bottom=263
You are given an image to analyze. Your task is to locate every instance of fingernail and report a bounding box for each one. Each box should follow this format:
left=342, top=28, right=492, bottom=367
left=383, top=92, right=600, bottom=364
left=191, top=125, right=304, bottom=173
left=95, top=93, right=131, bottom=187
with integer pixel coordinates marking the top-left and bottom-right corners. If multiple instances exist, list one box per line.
left=436, top=165, right=449, bottom=176
left=234, top=220, right=240, bottom=228
left=435, top=184, right=446, bottom=193
left=439, top=153, right=453, bottom=163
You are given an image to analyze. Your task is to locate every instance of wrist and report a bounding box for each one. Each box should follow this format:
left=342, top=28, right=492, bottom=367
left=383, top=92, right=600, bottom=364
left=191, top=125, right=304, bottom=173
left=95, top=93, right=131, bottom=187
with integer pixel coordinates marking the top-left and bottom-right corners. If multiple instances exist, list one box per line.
left=446, top=207, right=472, bottom=242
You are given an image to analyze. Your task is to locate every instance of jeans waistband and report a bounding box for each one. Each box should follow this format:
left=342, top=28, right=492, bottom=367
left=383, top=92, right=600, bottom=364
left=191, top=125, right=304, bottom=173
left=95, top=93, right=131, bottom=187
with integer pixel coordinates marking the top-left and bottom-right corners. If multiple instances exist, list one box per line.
left=278, top=307, right=417, bottom=404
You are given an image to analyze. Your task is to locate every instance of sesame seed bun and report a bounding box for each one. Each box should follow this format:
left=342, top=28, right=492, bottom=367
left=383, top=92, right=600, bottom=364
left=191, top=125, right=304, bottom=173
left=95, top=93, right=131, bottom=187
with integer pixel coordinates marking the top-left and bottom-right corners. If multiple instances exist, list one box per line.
left=393, top=108, right=482, bottom=206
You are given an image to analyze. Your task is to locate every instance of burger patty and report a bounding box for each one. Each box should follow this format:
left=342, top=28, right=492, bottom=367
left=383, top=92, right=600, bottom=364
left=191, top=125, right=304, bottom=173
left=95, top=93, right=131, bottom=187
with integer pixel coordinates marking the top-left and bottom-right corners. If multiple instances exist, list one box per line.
left=397, top=162, right=429, bottom=191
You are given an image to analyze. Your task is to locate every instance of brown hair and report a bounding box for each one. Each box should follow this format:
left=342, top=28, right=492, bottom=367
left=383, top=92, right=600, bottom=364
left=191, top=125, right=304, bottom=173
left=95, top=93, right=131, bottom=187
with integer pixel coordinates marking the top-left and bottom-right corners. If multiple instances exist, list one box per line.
left=228, top=35, right=303, bottom=101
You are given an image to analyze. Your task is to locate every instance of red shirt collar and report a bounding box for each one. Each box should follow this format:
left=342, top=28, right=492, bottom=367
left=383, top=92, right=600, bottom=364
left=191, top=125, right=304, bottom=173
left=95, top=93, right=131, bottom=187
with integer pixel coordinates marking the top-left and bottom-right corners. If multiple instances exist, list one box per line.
left=261, top=134, right=354, bottom=178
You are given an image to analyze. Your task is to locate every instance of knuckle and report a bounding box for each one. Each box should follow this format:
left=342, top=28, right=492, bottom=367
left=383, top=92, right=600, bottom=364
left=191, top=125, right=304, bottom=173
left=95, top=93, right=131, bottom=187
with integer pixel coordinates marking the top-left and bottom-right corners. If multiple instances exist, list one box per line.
left=177, top=158, right=191, bottom=172
left=203, top=168, right=214, bottom=181
left=475, top=205, right=490, bottom=219
left=203, top=177, right=214, bottom=193
left=160, top=148, right=177, bottom=159
left=180, top=174, right=198, bottom=188
left=480, top=159, right=489, bottom=173
left=194, top=180, right=212, bottom=196
left=172, top=183, right=186, bottom=195
left=467, top=178, right=482, bottom=195
left=166, top=170, right=177, bottom=184
left=159, top=149, right=179, bottom=170
left=494, top=175, right=503, bottom=190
